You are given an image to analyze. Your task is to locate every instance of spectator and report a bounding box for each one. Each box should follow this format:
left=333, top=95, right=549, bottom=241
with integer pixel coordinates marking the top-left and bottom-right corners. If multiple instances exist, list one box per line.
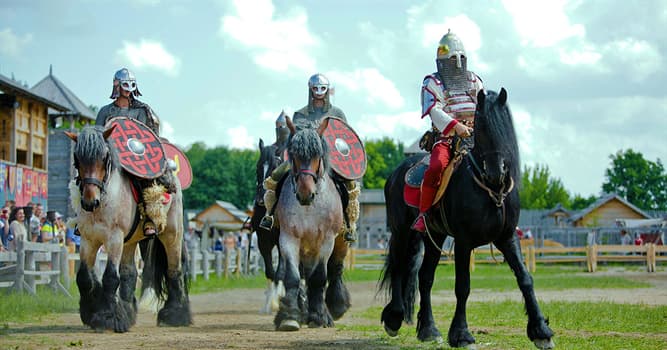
left=524, top=228, right=533, bottom=240
left=39, top=210, right=58, bottom=244
left=213, top=237, right=223, bottom=252
left=515, top=226, right=524, bottom=239
left=620, top=229, right=632, bottom=245
left=7, top=207, right=27, bottom=251
left=0, top=206, right=9, bottom=249
left=376, top=238, right=386, bottom=250
left=634, top=233, right=643, bottom=246
left=29, top=203, right=43, bottom=242
left=223, top=232, right=236, bottom=252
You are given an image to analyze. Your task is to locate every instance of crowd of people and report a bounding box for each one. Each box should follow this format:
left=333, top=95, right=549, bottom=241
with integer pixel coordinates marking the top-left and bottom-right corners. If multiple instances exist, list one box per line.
left=0, top=200, right=80, bottom=254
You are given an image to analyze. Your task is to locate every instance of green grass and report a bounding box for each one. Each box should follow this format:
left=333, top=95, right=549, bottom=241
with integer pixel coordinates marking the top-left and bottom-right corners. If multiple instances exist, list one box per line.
left=349, top=301, right=667, bottom=349
left=189, top=273, right=268, bottom=294
left=344, top=264, right=651, bottom=291
left=0, top=285, right=80, bottom=326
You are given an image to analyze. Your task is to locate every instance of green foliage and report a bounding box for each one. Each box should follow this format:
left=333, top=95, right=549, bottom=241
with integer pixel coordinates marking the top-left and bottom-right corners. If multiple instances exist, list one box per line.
left=602, top=149, right=667, bottom=210
left=183, top=143, right=258, bottom=210
left=571, top=193, right=597, bottom=210
left=519, top=164, right=571, bottom=209
left=362, top=137, right=405, bottom=189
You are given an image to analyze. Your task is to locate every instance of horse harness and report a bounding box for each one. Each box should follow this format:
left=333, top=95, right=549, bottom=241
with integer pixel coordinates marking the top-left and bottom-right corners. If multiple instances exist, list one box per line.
left=74, top=151, right=143, bottom=243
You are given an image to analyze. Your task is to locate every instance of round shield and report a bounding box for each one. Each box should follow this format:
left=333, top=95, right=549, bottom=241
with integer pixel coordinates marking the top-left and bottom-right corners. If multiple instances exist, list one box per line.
left=162, top=141, right=193, bottom=190
left=107, top=117, right=166, bottom=179
left=322, top=118, right=367, bottom=180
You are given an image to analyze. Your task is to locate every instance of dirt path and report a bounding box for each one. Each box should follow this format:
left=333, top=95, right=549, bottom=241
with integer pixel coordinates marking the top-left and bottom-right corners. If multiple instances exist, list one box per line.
left=3, top=271, right=666, bottom=350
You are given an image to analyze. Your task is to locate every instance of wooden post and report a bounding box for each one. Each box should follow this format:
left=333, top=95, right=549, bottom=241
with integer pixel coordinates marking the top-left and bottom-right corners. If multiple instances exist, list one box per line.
left=60, top=246, right=70, bottom=288
left=25, top=243, right=36, bottom=294
left=201, top=250, right=209, bottom=281
left=235, top=248, right=241, bottom=277
left=223, top=249, right=231, bottom=279
left=215, top=251, right=223, bottom=278
left=189, top=250, right=197, bottom=282
left=469, top=249, right=476, bottom=272
left=15, top=239, right=25, bottom=293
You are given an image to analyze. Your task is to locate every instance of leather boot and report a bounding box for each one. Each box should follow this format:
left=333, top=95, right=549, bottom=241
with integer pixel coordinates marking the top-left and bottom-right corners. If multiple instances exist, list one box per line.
left=411, top=185, right=437, bottom=233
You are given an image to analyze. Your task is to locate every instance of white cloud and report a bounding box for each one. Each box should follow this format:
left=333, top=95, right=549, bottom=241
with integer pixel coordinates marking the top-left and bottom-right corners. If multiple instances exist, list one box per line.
left=503, top=0, right=585, bottom=48
left=0, top=28, right=33, bottom=57
left=116, top=40, right=180, bottom=76
left=559, top=45, right=602, bottom=66
left=328, top=68, right=405, bottom=109
left=220, top=0, right=318, bottom=73
left=601, top=39, right=663, bottom=81
left=227, top=125, right=254, bottom=149
left=354, top=110, right=428, bottom=141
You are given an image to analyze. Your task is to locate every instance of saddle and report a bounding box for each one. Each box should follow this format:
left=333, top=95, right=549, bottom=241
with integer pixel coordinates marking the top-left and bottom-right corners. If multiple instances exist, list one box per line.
left=403, top=135, right=472, bottom=208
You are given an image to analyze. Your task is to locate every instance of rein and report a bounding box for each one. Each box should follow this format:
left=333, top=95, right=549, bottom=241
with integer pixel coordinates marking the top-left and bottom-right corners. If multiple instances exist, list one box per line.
left=467, top=152, right=515, bottom=207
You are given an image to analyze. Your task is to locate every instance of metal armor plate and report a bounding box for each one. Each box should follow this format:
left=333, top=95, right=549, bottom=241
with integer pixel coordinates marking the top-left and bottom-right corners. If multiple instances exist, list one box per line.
left=322, top=117, right=367, bottom=180
left=107, top=117, right=166, bottom=179
left=162, top=141, right=193, bottom=190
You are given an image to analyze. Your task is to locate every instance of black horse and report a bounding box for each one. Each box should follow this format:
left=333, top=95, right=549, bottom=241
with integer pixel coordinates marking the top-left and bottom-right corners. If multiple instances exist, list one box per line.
left=250, top=138, right=285, bottom=313
left=379, top=89, right=554, bottom=349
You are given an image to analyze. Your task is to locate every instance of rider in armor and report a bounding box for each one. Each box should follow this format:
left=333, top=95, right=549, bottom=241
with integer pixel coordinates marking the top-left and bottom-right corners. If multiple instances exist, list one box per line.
left=274, top=110, right=290, bottom=153
left=96, top=68, right=177, bottom=237
left=411, top=30, right=484, bottom=233
left=259, top=73, right=360, bottom=243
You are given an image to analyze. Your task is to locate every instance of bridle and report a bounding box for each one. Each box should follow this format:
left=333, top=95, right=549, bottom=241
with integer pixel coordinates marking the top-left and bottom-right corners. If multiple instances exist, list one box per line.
left=74, top=148, right=112, bottom=211
left=291, top=157, right=323, bottom=192
left=467, top=150, right=514, bottom=208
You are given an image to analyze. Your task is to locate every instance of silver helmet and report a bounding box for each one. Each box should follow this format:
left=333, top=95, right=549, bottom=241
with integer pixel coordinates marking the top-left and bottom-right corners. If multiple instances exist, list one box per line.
left=275, top=110, right=289, bottom=145
left=307, top=73, right=332, bottom=112
left=435, top=30, right=468, bottom=90
left=110, top=68, right=142, bottom=99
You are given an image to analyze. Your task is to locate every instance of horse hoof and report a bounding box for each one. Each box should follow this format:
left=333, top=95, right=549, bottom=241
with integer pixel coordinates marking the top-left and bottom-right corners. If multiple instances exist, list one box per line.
left=278, top=319, right=300, bottom=331
left=384, top=324, right=398, bottom=337
left=533, top=339, right=555, bottom=350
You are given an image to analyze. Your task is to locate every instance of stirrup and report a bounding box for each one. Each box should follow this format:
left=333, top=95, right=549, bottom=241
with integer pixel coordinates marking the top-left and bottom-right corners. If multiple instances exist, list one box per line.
left=411, top=214, right=427, bottom=233
left=144, top=221, right=157, bottom=237
left=344, top=230, right=357, bottom=243
left=259, top=215, right=274, bottom=230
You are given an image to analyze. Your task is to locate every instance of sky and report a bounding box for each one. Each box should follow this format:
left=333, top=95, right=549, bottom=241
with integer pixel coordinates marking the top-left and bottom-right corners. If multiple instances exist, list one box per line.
left=1, top=0, right=665, bottom=198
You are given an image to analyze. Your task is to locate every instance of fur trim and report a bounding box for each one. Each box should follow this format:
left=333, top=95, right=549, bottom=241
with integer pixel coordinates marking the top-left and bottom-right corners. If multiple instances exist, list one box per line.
left=263, top=177, right=279, bottom=214
left=143, top=183, right=169, bottom=233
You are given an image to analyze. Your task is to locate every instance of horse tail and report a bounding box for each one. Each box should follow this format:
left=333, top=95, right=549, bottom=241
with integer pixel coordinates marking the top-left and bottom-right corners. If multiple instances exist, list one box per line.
left=379, top=155, right=424, bottom=325
left=145, top=238, right=169, bottom=301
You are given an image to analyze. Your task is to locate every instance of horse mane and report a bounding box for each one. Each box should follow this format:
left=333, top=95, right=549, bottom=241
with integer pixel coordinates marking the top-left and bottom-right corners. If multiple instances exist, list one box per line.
left=477, top=90, right=521, bottom=181
left=287, top=127, right=330, bottom=174
left=74, top=125, right=119, bottom=171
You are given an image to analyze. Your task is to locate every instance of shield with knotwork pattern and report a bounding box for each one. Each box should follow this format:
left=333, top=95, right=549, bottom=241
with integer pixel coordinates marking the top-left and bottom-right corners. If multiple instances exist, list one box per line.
left=322, top=117, right=367, bottom=180
left=107, top=117, right=166, bottom=179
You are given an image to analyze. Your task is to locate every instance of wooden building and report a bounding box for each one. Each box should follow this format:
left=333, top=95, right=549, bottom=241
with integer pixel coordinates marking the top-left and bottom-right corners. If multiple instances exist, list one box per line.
left=191, top=200, right=250, bottom=231
left=568, top=193, right=652, bottom=227
left=0, top=73, right=69, bottom=207
left=30, top=66, right=96, bottom=218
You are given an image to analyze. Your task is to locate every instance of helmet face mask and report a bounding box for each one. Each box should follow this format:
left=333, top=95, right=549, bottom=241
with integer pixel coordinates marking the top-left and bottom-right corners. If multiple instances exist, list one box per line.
left=435, top=30, right=469, bottom=90
left=310, top=84, right=328, bottom=97
left=110, top=68, right=142, bottom=99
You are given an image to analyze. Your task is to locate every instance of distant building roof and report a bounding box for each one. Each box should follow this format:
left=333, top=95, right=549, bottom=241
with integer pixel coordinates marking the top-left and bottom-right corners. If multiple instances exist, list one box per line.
left=543, top=203, right=571, bottom=218
left=569, top=193, right=652, bottom=223
left=215, top=200, right=248, bottom=221
left=30, top=66, right=95, bottom=120
left=0, top=72, right=69, bottom=111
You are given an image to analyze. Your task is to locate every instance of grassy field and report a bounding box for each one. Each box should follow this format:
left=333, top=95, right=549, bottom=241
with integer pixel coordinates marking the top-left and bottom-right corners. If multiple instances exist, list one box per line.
left=1, top=264, right=664, bottom=349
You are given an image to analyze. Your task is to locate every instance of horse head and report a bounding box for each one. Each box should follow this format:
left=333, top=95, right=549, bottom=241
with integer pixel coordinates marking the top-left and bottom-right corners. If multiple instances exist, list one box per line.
left=65, top=125, right=117, bottom=212
left=472, top=88, right=519, bottom=190
left=255, top=138, right=282, bottom=206
left=286, top=117, right=330, bottom=206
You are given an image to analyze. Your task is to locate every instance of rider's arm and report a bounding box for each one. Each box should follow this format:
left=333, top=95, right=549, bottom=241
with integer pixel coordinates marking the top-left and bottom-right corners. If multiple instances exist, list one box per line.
left=421, top=76, right=458, bottom=135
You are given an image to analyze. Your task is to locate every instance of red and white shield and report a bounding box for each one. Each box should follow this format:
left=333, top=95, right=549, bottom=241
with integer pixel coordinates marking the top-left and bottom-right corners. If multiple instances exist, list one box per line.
left=107, top=117, right=166, bottom=179
left=322, top=118, right=367, bottom=180
left=162, top=141, right=193, bottom=190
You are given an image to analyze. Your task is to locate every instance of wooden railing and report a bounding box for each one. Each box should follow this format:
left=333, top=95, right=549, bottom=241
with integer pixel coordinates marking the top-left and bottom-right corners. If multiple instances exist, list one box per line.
left=346, top=243, right=666, bottom=273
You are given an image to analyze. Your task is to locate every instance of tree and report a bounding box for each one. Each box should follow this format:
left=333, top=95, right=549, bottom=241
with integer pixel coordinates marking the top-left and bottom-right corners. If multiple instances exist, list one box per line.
left=362, top=138, right=405, bottom=189
left=183, top=143, right=258, bottom=210
left=519, top=164, right=571, bottom=209
left=570, top=194, right=597, bottom=211
left=602, top=149, right=667, bottom=210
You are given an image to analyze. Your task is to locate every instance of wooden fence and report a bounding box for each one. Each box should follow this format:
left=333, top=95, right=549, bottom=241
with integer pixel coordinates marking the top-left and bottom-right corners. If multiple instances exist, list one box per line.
left=346, top=243, right=667, bottom=273
left=0, top=239, right=262, bottom=295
